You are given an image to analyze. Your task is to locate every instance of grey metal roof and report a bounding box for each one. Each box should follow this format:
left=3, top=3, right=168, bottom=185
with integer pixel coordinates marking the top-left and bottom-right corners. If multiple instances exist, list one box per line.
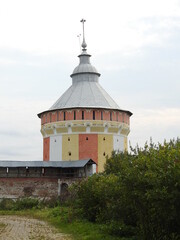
left=47, top=51, right=122, bottom=112
left=72, top=64, right=98, bottom=75
left=0, top=159, right=96, bottom=168
left=38, top=47, right=133, bottom=117
left=49, top=80, right=121, bottom=111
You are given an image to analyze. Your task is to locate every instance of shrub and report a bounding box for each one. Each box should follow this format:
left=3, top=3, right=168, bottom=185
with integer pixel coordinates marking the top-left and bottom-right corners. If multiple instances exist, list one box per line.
left=70, top=139, right=180, bottom=239
left=0, top=199, right=15, bottom=210
left=0, top=197, right=59, bottom=211
left=13, top=198, right=39, bottom=210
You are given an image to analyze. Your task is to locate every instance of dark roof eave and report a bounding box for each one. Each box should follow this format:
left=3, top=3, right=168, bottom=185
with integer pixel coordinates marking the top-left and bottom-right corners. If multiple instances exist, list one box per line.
left=0, top=159, right=96, bottom=168
left=70, top=71, right=101, bottom=78
left=37, top=107, right=133, bottom=118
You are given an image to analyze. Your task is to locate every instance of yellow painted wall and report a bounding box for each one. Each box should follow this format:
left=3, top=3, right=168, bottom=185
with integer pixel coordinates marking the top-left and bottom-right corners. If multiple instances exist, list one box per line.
left=45, top=128, right=54, bottom=135
left=98, top=134, right=113, bottom=172
left=62, top=134, right=79, bottom=161
left=124, top=137, right=128, bottom=151
left=108, top=127, right=119, bottom=133
left=90, top=126, right=104, bottom=132
left=56, top=128, right=68, bottom=133
left=72, top=126, right=86, bottom=132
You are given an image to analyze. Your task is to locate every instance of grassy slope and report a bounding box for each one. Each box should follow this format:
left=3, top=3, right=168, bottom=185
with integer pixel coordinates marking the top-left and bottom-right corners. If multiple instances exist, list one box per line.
left=0, top=207, right=124, bottom=240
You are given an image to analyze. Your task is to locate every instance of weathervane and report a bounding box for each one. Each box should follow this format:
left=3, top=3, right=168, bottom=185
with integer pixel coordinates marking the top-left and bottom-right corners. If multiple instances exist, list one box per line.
left=80, top=18, right=87, bottom=51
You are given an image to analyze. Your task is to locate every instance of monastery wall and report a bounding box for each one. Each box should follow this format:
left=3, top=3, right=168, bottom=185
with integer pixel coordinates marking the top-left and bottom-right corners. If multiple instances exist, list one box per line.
left=0, top=177, right=77, bottom=199
left=0, top=178, right=58, bottom=199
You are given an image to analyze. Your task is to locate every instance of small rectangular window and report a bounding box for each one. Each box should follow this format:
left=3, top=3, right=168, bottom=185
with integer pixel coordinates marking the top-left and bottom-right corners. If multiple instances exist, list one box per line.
left=50, top=113, right=52, bottom=122
left=64, top=112, right=66, bottom=121
left=82, top=111, right=84, bottom=120
left=57, top=111, right=59, bottom=121
left=110, top=112, right=112, bottom=121
left=116, top=112, right=118, bottom=121
left=74, top=111, right=76, bottom=120
left=93, top=111, right=95, bottom=120
left=26, top=167, right=29, bottom=176
left=101, top=111, right=103, bottom=120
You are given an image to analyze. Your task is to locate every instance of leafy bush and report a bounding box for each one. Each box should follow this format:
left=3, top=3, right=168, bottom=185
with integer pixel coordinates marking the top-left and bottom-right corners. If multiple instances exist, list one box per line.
left=70, top=139, right=180, bottom=239
left=13, top=198, right=39, bottom=210
left=0, top=197, right=59, bottom=211
left=0, top=199, right=15, bottom=210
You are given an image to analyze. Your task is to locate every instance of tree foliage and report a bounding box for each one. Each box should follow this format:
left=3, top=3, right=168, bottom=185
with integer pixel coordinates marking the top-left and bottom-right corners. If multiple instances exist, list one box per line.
left=70, top=139, right=180, bottom=239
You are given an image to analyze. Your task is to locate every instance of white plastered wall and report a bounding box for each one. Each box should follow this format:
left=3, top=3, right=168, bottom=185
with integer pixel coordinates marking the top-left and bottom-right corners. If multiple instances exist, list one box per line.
left=50, top=135, right=62, bottom=161
left=113, top=134, right=124, bottom=152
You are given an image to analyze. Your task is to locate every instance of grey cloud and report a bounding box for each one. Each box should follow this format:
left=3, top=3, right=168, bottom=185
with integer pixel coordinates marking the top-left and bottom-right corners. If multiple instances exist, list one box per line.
left=0, top=148, right=24, bottom=158
left=96, top=23, right=180, bottom=110
left=0, top=48, right=73, bottom=101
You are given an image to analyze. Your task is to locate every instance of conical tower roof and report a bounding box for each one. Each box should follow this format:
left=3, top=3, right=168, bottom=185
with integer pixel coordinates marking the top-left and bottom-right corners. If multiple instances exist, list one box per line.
left=38, top=20, right=132, bottom=117
left=49, top=50, right=122, bottom=111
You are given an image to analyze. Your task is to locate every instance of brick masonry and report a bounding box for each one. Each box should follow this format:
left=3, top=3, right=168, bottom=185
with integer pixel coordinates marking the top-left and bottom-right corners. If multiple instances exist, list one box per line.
left=41, top=109, right=130, bottom=125
left=79, top=134, right=98, bottom=165
left=43, top=137, right=50, bottom=161
left=0, top=177, right=76, bottom=199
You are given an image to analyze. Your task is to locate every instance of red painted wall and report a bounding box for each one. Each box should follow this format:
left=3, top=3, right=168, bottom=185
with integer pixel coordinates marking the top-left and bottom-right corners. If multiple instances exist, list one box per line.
left=43, top=137, right=50, bottom=161
left=103, top=111, right=110, bottom=121
left=79, top=134, right=98, bottom=166
left=66, top=111, right=74, bottom=121
left=41, top=109, right=130, bottom=125
left=51, top=112, right=57, bottom=122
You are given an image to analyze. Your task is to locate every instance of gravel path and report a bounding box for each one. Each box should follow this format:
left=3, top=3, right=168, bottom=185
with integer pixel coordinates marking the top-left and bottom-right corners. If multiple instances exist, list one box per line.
left=0, top=215, right=71, bottom=240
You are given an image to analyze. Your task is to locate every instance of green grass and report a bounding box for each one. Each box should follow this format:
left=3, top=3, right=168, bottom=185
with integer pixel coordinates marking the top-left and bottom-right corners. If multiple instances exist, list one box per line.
left=0, top=207, right=125, bottom=240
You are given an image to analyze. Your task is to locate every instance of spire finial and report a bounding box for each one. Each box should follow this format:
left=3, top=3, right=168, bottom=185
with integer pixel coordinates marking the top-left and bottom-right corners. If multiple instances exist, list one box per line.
left=80, top=18, right=87, bottom=52
left=77, top=34, right=81, bottom=53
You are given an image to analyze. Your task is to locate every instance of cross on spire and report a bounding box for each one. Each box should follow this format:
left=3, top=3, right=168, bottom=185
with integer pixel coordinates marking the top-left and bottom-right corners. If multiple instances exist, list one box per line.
left=80, top=18, right=87, bottom=51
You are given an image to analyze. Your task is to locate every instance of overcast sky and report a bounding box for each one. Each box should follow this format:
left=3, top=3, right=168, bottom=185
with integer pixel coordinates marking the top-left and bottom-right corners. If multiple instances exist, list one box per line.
left=0, top=0, right=180, bottom=160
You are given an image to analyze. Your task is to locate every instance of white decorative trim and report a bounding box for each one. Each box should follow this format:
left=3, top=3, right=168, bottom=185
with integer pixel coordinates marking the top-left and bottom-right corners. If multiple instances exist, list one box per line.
left=41, top=120, right=130, bottom=136
left=53, top=125, right=57, bottom=134
left=68, top=126, right=72, bottom=133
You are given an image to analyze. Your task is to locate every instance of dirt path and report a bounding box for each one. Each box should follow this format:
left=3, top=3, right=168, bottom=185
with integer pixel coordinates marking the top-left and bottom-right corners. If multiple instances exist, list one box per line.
left=0, top=215, right=71, bottom=240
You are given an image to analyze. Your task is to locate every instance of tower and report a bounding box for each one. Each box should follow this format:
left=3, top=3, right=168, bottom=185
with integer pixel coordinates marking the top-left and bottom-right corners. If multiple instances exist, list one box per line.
left=38, top=20, right=132, bottom=172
